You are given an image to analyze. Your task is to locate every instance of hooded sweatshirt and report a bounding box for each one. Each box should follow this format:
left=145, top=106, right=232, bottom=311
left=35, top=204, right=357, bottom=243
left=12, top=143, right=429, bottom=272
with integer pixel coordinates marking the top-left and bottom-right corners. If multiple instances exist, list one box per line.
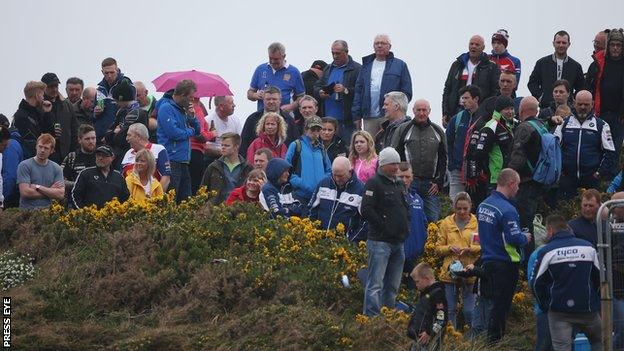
left=259, top=158, right=303, bottom=218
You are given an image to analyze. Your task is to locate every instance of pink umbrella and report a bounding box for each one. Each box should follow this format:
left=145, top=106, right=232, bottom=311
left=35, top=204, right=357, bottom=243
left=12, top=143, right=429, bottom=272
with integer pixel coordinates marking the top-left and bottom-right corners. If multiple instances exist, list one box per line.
left=152, top=70, right=233, bottom=97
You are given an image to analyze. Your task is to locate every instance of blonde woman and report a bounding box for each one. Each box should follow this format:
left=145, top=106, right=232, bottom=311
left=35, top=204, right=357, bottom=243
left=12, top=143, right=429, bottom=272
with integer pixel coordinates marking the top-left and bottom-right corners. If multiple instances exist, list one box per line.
left=246, top=112, right=288, bottom=163
left=348, top=130, right=378, bottom=183
left=435, top=192, right=480, bottom=329
left=126, top=149, right=164, bottom=201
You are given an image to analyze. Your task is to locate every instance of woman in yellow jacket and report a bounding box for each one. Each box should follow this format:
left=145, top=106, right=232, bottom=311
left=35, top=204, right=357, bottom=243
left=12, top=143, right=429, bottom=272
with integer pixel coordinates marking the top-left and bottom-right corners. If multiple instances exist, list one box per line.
left=126, top=149, right=164, bottom=202
left=435, top=192, right=480, bottom=329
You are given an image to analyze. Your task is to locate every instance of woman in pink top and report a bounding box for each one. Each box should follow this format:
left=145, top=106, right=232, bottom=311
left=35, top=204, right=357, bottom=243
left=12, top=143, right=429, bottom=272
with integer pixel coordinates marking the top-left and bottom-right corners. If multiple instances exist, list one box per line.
left=246, top=112, right=288, bottom=163
left=348, top=130, right=378, bottom=183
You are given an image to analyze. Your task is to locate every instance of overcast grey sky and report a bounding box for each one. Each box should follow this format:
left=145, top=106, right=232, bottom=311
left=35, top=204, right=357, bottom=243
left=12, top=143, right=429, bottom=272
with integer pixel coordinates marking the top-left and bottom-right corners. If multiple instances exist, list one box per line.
left=1, top=0, right=622, bottom=125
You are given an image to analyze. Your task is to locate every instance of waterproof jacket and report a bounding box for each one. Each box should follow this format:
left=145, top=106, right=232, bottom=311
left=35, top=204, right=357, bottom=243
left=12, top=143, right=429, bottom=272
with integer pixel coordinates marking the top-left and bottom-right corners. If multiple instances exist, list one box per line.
left=530, top=231, right=600, bottom=314
left=477, top=190, right=527, bottom=263
left=475, top=112, right=515, bottom=184
left=259, top=158, right=303, bottom=218
left=489, top=50, right=522, bottom=83
left=126, top=172, right=164, bottom=202
left=225, top=185, right=259, bottom=205
left=586, top=50, right=624, bottom=117
left=11, top=99, right=54, bottom=159
left=246, top=133, right=287, bottom=163
left=156, top=96, right=200, bottom=163
left=308, top=172, right=365, bottom=240
left=314, top=55, right=362, bottom=125
left=352, top=52, right=412, bottom=119
left=1, top=129, right=23, bottom=205
left=374, top=115, right=410, bottom=153
left=446, top=109, right=482, bottom=172
left=70, top=166, right=129, bottom=209
left=508, top=117, right=543, bottom=182
left=361, top=171, right=409, bottom=244
left=442, top=52, right=500, bottom=118
left=436, top=214, right=480, bottom=284
left=554, top=114, right=615, bottom=179
left=285, top=136, right=332, bottom=201
left=202, top=155, right=253, bottom=205
left=391, top=119, right=447, bottom=187
left=527, top=54, right=584, bottom=108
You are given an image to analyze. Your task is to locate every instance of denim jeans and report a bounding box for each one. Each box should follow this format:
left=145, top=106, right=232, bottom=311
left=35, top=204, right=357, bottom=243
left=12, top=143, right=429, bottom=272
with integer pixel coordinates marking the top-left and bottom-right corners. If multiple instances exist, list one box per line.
left=444, top=282, right=475, bottom=329
left=170, top=161, right=192, bottom=203
left=363, top=239, right=405, bottom=316
left=469, top=296, right=493, bottom=339
left=535, top=312, right=554, bottom=351
left=410, top=178, right=440, bottom=223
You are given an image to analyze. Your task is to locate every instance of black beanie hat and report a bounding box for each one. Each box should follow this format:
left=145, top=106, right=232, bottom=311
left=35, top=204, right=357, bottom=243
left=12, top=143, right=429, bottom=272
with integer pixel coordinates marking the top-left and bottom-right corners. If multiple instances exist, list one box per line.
left=110, top=78, right=136, bottom=102
left=494, top=95, right=514, bottom=113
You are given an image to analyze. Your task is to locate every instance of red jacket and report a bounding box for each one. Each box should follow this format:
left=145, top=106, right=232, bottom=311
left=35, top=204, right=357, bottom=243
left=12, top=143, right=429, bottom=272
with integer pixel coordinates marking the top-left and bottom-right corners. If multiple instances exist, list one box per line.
left=591, top=50, right=606, bottom=116
left=225, top=185, right=259, bottom=205
left=246, top=133, right=287, bottom=163
left=190, top=102, right=216, bottom=152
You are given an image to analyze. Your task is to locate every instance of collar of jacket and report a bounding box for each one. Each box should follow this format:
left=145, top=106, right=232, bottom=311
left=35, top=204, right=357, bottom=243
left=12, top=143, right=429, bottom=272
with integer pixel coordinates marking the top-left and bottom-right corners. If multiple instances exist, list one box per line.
left=550, top=230, right=575, bottom=241
left=411, top=118, right=431, bottom=129
left=362, top=51, right=396, bottom=65
left=458, top=52, right=490, bottom=66
left=550, top=54, right=569, bottom=63
left=490, top=50, right=510, bottom=58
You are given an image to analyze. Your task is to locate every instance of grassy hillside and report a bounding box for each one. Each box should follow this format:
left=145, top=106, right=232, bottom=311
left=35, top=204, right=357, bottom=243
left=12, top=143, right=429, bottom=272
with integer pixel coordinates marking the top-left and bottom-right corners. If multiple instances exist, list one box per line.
left=1, top=191, right=537, bottom=350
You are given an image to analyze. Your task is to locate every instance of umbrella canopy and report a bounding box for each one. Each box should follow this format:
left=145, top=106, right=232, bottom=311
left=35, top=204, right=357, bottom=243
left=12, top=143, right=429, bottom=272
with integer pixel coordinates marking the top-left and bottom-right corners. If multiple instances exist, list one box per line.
left=152, top=70, right=233, bottom=97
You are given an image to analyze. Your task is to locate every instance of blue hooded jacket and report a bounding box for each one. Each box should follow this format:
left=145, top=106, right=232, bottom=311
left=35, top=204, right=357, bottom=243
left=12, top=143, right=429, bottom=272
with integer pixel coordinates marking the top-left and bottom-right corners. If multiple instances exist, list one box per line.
left=308, top=172, right=366, bottom=240
left=2, top=129, right=24, bottom=201
left=260, top=158, right=303, bottom=218
left=529, top=231, right=600, bottom=314
left=285, top=136, right=332, bottom=201
left=156, top=96, right=200, bottom=163
left=477, top=190, right=528, bottom=263
left=351, top=52, right=412, bottom=119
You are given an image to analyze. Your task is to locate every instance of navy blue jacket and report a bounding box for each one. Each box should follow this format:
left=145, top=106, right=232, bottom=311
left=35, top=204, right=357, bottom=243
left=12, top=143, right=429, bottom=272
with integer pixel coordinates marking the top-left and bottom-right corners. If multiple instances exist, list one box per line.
left=259, top=158, right=303, bottom=218
left=404, top=191, right=428, bottom=260
left=352, top=52, right=412, bottom=119
left=530, top=231, right=600, bottom=314
left=95, top=73, right=133, bottom=139
left=477, top=191, right=528, bottom=263
left=568, top=216, right=598, bottom=247
left=308, top=172, right=365, bottom=240
left=554, top=114, right=616, bottom=179
left=446, top=109, right=479, bottom=172
left=1, top=129, right=24, bottom=204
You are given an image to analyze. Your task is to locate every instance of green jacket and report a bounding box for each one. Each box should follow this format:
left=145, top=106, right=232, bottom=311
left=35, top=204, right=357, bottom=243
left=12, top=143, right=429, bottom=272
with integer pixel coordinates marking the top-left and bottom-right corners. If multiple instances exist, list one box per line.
left=475, top=112, right=515, bottom=184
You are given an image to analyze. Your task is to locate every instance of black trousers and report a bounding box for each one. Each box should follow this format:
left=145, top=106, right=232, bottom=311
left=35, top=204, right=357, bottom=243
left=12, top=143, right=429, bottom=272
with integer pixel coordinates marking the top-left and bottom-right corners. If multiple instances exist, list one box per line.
left=189, top=149, right=206, bottom=196
left=484, top=260, right=519, bottom=344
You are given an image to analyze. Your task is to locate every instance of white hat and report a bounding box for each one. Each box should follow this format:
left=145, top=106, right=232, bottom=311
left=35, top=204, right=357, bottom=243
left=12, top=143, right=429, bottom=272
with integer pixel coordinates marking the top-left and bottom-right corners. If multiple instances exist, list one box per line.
left=378, top=147, right=401, bottom=167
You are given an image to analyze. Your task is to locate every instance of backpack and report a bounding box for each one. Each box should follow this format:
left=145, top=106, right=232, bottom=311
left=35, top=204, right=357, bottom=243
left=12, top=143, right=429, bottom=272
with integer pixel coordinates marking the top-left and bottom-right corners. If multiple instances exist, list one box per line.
left=526, top=120, right=562, bottom=186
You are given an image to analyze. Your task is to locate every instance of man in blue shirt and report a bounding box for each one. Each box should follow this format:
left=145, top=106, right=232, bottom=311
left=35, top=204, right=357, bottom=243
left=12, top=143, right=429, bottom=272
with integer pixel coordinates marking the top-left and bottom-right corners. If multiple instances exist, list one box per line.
left=247, top=42, right=305, bottom=114
left=315, top=40, right=362, bottom=144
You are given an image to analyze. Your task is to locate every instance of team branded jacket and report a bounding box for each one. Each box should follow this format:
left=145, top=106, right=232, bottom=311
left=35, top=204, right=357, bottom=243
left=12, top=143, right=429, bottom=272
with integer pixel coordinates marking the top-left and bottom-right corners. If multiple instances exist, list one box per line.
left=529, top=231, right=600, bottom=313
left=553, top=114, right=615, bottom=178
left=477, top=190, right=527, bottom=263
left=308, top=172, right=365, bottom=240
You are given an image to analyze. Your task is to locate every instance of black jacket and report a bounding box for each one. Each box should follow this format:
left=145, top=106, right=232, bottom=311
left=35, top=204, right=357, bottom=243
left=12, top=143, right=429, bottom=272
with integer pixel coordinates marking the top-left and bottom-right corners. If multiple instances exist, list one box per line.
left=443, top=53, right=500, bottom=118
left=70, top=166, right=129, bottom=209
left=361, top=171, right=409, bottom=243
left=508, top=117, right=543, bottom=182
left=374, top=116, right=410, bottom=153
left=407, top=281, right=447, bottom=342
left=11, top=99, right=54, bottom=160
left=314, top=56, right=362, bottom=125
left=47, top=96, right=79, bottom=164
left=324, top=135, right=347, bottom=162
left=528, top=54, right=585, bottom=108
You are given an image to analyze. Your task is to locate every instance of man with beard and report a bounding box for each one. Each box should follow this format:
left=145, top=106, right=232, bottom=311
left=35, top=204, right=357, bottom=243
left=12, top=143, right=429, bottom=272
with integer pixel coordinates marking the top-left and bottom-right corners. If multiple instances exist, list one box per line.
left=61, top=124, right=97, bottom=192
left=11, top=81, right=54, bottom=159
left=554, top=90, right=615, bottom=200
left=65, top=77, right=84, bottom=104
left=70, top=145, right=128, bottom=208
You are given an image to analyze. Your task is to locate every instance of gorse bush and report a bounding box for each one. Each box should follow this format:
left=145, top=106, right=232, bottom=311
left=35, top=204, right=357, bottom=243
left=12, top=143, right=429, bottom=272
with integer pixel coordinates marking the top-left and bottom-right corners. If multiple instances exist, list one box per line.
left=0, top=190, right=536, bottom=350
